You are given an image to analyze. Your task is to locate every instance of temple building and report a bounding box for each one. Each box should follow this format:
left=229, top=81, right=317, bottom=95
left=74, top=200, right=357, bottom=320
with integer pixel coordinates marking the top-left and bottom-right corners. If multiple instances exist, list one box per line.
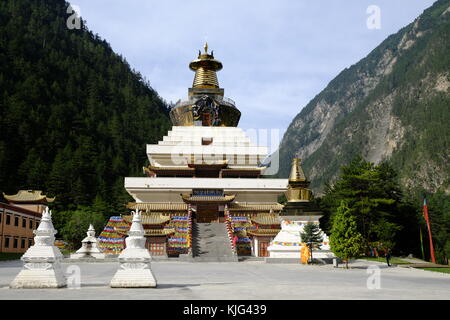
left=0, top=190, right=53, bottom=254
left=98, top=44, right=331, bottom=260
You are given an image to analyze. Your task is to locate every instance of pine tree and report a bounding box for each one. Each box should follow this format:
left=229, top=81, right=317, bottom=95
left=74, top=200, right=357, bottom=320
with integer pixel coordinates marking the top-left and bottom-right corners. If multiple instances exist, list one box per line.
left=330, top=201, right=365, bottom=268
left=300, top=222, right=323, bottom=263
left=320, top=156, right=402, bottom=252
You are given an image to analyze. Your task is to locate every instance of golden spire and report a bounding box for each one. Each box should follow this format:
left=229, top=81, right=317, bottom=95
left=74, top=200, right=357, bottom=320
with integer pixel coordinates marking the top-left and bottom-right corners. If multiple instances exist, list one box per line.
left=189, top=43, right=223, bottom=89
left=285, top=158, right=312, bottom=202
left=289, top=158, right=307, bottom=182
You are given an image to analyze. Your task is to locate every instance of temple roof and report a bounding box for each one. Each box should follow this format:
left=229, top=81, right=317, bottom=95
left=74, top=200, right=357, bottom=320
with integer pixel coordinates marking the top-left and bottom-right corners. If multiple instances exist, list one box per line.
left=114, top=227, right=175, bottom=237
left=247, top=228, right=280, bottom=236
left=228, top=203, right=284, bottom=212
left=182, top=194, right=235, bottom=204
left=122, top=213, right=171, bottom=225
left=3, top=190, right=55, bottom=204
left=251, top=213, right=280, bottom=225
left=127, top=202, right=189, bottom=211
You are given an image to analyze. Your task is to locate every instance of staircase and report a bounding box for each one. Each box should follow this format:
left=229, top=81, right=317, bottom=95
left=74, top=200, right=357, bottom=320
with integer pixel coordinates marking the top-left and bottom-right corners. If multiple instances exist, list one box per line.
left=191, top=222, right=238, bottom=262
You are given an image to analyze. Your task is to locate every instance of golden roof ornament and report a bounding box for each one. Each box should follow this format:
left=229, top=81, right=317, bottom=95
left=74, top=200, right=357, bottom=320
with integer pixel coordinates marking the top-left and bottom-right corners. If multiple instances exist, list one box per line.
left=289, top=158, right=308, bottom=183
left=3, top=190, right=55, bottom=204
left=169, top=42, right=242, bottom=127
left=285, top=158, right=312, bottom=201
left=189, top=42, right=223, bottom=88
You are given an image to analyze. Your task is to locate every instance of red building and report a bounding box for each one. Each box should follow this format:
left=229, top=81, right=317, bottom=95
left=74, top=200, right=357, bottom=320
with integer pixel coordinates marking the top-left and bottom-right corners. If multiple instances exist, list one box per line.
left=0, top=190, right=54, bottom=254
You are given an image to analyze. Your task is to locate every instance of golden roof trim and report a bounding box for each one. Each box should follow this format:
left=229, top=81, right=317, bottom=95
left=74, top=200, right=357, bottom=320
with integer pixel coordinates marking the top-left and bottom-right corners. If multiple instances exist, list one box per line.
left=122, top=213, right=171, bottom=225
left=251, top=213, right=280, bottom=225
left=247, top=228, right=280, bottom=236
left=181, top=194, right=235, bottom=203
left=228, top=203, right=284, bottom=212
left=127, top=202, right=188, bottom=211
left=3, top=190, right=55, bottom=203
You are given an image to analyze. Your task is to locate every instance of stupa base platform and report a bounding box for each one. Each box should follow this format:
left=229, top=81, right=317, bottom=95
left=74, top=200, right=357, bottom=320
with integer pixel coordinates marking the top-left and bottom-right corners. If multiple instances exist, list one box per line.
left=110, top=269, right=157, bottom=288
left=10, top=268, right=67, bottom=289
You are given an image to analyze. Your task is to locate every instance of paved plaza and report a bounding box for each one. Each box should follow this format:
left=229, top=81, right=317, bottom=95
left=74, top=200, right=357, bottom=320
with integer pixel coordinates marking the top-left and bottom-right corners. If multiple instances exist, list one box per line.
left=0, top=259, right=449, bottom=300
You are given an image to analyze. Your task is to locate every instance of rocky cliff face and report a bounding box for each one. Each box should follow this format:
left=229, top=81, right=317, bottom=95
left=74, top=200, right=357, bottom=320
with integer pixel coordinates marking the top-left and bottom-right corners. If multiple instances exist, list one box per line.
left=278, top=0, right=450, bottom=194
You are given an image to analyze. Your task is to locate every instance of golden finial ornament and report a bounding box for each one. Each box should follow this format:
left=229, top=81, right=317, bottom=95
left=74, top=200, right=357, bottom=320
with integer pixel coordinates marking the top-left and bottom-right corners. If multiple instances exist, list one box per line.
left=188, top=42, right=223, bottom=89
left=285, top=158, right=311, bottom=201
left=289, top=158, right=307, bottom=182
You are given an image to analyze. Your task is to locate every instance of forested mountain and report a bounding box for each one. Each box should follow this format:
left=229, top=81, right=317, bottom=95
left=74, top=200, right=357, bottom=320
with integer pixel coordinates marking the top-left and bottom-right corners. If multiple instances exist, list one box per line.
left=278, top=0, right=450, bottom=195
left=0, top=0, right=171, bottom=213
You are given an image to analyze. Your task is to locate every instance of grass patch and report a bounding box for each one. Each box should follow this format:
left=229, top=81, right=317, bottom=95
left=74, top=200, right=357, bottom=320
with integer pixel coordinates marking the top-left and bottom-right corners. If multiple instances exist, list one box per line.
left=359, top=256, right=411, bottom=265
left=420, top=268, right=450, bottom=274
left=0, top=253, right=22, bottom=261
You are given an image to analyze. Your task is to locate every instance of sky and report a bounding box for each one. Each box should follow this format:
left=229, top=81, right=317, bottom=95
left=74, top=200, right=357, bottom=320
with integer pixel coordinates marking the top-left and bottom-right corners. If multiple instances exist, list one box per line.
left=71, top=0, right=436, bottom=148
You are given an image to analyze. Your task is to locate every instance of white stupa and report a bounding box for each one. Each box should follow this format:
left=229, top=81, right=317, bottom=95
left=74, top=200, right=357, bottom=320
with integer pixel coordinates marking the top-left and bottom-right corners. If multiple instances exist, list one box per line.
left=10, top=207, right=67, bottom=288
left=110, top=210, right=157, bottom=288
left=70, top=224, right=105, bottom=259
left=267, top=159, right=335, bottom=262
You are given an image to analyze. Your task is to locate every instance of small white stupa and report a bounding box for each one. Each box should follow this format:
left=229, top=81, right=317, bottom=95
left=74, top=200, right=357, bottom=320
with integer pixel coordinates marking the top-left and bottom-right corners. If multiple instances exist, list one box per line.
left=70, top=224, right=105, bottom=260
left=110, top=210, right=157, bottom=288
left=10, top=207, right=67, bottom=288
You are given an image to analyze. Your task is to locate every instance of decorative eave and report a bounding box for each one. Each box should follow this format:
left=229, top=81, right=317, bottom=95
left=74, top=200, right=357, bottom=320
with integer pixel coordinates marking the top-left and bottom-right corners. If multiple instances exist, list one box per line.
left=3, top=190, right=55, bottom=204
left=251, top=213, right=280, bottom=225
left=228, top=202, right=284, bottom=212
left=221, top=167, right=265, bottom=177
left=144, top=228, right=175, bottom=236
left=127, top=202, right=189, bottom=211
left=181, top=194, right=235, bottom=204
left=122, top=213, right=171, bottom=225
left=247, top=228, right=280, bottom=237
left=143, top=166, right=195, bottom=177
left=187, top=161, right=228, bottom=170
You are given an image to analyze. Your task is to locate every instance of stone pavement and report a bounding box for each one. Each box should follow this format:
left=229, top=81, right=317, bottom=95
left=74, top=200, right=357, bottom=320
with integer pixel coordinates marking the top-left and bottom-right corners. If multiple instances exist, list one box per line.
left=0, top=259, right=449, bottom=300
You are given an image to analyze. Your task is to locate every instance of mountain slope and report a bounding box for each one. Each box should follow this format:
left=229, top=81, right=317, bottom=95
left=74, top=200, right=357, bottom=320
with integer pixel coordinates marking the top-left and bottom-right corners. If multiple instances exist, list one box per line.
left=278, top=0, right=450, bottom=194
left=0, top=0, right=171, bottom=211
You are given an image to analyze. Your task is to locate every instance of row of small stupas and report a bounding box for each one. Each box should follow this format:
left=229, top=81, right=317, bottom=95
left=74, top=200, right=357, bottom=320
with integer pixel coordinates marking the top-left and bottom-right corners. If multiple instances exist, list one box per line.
left=95, top=44, right=334, bottom=260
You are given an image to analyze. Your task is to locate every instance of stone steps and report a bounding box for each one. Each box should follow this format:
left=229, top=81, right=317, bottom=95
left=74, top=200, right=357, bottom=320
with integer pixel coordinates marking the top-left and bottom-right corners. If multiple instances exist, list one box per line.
left=192, top=222, right=238, bottom=262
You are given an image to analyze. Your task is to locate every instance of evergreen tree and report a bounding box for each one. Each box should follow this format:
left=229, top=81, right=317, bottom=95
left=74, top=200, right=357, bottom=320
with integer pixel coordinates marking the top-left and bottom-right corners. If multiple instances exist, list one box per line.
left=61, top=206, right=106, bottom=250
left=320, top=156, right=403, bottom=253
left=0, top=0, right=171, bottom=214
left=300, top=222, right=323, bottom=263
left=330, top=201, right=365, bottom=268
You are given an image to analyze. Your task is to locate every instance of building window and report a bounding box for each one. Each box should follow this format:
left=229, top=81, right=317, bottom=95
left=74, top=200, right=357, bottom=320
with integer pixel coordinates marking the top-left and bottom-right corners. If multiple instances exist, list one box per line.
left=14, top=216, right=19, bottom=227
left=5, top=237, right=10, bottom=248
left=13, top=238, right=18, bottom=248
left=28, top=239, right=33, bottom=247
left=21, top=239, right=25, bottom=249
left=29, top=219, right=33, bottom=229
left=6, top=215, right=11, bottom=225
left=0, top=212, right=2, bottom=224
left=22, top=217, right=27, bottom=228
